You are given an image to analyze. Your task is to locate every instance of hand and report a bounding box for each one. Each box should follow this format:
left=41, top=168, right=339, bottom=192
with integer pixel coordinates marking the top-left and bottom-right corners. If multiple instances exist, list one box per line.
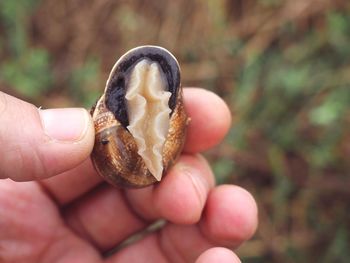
left=0, top=88, right=257, bottom=263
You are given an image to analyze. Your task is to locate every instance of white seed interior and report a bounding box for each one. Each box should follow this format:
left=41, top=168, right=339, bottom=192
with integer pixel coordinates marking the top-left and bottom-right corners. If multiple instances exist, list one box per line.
left=125, top=59, right=171, bottom=181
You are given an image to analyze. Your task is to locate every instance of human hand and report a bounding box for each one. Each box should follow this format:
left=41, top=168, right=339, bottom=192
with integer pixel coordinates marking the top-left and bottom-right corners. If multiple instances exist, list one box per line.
left=0, top=88, right=257, bottom=263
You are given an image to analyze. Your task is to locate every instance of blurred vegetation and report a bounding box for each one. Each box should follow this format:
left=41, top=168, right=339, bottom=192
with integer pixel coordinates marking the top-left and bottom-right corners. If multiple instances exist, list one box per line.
left=1, top=0, right=350, bottom=262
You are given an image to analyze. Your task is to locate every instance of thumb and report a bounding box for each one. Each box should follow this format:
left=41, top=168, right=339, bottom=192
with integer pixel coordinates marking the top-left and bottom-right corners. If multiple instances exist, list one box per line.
left=0, top=92, right=95, bottom=181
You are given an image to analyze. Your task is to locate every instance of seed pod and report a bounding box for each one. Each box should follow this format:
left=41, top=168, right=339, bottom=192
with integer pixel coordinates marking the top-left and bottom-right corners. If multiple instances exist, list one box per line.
left=91, top=46, right=189, bottom=188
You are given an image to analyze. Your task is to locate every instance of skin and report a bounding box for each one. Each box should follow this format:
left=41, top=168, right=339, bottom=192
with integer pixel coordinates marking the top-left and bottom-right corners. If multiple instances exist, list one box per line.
left=0, top=88, right=258, bottom=263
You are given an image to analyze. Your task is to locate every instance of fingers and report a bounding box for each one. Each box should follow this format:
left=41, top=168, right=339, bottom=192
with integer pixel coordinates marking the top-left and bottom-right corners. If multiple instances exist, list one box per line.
left=108, top=185, right=257, bottom=262
left=125, top=154, right=215, bottom=223
left=64, top=185, right=146, bottom=251
left=199, top=185, right=258, bottom=247
left=63, top=154, right=214, bottom=251
left=156, top=184, right=257, bottom=262
left=0, top=92, right=94, bottom=181
left=183, top=88, right=232, bottom=153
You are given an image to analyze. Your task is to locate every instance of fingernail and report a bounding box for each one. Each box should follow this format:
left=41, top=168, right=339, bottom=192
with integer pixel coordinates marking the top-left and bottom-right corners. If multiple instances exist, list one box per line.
left=39, top=108, right=89, bottom=142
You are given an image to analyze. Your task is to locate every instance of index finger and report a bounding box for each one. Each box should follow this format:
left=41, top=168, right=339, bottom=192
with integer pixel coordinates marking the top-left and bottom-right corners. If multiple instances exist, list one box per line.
left=41, top=88, right=232, bottom=205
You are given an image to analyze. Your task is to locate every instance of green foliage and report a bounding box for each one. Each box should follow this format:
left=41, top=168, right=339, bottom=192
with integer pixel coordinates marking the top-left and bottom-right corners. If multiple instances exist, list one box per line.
left=232, top=12, right=350, bottom=167
left=212, top=157, right=235, bottom=185
left=226, top=5, right=350, bottom=261
left=67, top=58, right=101, bottom=107
left=0, top=0, right=53, bottom=99
left=0, top=49, right=52, bottom=98
left=310, top=87, right=349, bottom=126
left=0, top=0, right=38, bottom=55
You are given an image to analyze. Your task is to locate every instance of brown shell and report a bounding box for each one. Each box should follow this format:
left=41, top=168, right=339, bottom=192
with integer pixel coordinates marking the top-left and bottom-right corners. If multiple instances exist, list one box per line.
left=91, top=46, right=189, bottom=188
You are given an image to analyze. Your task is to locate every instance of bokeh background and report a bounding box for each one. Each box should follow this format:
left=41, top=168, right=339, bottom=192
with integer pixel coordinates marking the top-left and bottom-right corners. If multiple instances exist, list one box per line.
left=1, top=0, right=350, bottom=262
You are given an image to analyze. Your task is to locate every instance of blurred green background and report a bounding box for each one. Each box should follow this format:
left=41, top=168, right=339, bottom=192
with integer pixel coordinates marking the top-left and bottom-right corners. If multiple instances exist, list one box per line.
left=1, top=0, right=350, bottom=262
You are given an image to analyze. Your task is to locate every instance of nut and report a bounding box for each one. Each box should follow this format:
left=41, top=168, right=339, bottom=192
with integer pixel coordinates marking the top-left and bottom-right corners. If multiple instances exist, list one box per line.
left=91, top=46, right=189, bottom=188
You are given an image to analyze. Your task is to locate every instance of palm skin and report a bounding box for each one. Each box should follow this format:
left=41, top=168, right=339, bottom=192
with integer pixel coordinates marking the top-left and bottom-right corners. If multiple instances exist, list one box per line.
left=0, top=88, right=257, bottom=263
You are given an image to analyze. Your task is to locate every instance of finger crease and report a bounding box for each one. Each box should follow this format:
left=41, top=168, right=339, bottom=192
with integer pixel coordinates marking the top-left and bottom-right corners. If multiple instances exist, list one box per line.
left=121, top=189, right=154, bottom=224
left=188, top=173, right=206, bottom=210
left=31, top=141, right=50, bottom=180
left=64, top=207, right=99, bottom=248
left=158, top=226, right=187, bottom=263
left=37, top=181, right=61, bottom=205
left=198, top=220, right=226, bottom=248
